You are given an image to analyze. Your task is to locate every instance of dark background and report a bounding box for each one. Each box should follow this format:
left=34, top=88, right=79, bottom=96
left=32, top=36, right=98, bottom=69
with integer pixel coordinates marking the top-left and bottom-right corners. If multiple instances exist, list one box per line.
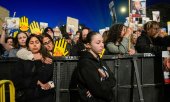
left=0, top=0, right=170, bottom=31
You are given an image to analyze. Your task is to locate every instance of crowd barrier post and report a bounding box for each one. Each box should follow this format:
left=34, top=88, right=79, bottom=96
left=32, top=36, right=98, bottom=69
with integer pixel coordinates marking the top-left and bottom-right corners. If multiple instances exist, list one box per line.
left=132, top=57, right=144, bottom=102
left=0, top=80, right=15, bottom=102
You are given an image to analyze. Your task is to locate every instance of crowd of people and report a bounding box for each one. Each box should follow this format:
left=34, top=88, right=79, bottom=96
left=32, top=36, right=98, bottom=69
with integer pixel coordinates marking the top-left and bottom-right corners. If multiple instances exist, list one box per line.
left=1, top=20, right=169, bottom=58
left=1, top=20, right=170, bottom=102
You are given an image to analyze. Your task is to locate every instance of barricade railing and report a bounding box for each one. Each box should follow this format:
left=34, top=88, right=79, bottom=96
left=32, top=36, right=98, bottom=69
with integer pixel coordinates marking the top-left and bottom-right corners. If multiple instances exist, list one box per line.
left=0, top=53, right=165, bottom=102
left=0, top=80, right=15, bottom=102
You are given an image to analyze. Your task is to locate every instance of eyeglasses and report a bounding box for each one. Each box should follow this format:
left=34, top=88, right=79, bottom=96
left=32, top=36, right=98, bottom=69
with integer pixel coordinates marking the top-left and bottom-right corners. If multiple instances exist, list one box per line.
left=43, top=40, right=52, bottom=45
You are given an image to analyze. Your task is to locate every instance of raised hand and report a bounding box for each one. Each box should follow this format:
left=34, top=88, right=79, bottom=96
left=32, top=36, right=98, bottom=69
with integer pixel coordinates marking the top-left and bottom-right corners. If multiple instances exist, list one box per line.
left=30, top=21, right=42, bottom=35
left=128, top=48, right=136, bottom=55
left=124, top=27, right=133, bottom=38
left=2, top=23, right=7, bottom=30
left=53, top=39, right=69, bottom=56
left=19, top=16, right=29, bottom=31
left=98, top=68, right=107, bottom=78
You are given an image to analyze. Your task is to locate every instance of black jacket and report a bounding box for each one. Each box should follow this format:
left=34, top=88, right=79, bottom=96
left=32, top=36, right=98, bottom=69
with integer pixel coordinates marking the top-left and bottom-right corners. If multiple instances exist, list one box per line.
left=77, top=51, right=116, bottom=102
left=135, top=31, right=169, bottom=54
left=70, top=41, right=86, bottom=56
left=12, top=59, right=54, bottom=101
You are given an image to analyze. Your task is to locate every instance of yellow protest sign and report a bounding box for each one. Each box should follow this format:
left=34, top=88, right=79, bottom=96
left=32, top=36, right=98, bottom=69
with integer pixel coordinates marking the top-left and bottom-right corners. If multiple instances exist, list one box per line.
left=53, top=39, right=69, bottom=56
left=13, top=30, right=18, bottom=38
left=99, top=48, right=105, bottom=58
left=19, top=16, right=29, bottom=31
left=30, top=21, right=42, bottom=35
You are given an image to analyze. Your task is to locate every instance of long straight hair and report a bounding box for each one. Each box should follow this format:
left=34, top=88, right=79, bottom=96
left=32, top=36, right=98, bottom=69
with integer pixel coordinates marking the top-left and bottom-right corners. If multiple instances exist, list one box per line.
left=26, top=34, right=52, bottom=59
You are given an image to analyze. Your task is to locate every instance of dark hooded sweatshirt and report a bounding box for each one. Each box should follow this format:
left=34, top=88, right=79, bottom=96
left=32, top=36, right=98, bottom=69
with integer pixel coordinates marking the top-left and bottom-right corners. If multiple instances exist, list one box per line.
left=77, top=51, right=116, bottom=102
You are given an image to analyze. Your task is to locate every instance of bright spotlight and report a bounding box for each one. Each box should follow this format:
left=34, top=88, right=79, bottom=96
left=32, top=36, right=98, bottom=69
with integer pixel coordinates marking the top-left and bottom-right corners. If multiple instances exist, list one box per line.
left=120, top=6, right=127, bottom=14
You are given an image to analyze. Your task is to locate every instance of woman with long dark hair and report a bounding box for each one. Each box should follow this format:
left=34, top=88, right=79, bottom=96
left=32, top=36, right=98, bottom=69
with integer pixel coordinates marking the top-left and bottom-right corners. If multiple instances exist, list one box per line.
left=106, top=24, right=135, bottom=55
left=12, top=34, right=55, bottom=102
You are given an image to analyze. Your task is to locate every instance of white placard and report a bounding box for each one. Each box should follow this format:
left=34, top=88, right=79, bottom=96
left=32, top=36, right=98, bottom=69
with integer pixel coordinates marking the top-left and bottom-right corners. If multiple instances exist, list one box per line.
left=66, top=16, right=79, bottom=35
left=40, top=22, right=48, bottom=29
left=152, top=11, right=160, bottom=22
left=5, top=17, right=19, bottom=29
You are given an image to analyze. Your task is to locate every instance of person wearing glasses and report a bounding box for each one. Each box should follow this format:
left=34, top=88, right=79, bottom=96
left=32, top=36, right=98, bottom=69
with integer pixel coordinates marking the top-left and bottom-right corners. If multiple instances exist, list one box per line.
left=12, top=34, right=55, bottom=102
left=41, top=33, right=55, bottom=55
left=16, top=33, right=54, bottom=63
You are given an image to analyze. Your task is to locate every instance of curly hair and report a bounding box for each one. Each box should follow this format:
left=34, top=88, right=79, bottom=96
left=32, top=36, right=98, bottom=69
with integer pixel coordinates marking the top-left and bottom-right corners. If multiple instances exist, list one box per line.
left=106, top=24, right=124, bottom=44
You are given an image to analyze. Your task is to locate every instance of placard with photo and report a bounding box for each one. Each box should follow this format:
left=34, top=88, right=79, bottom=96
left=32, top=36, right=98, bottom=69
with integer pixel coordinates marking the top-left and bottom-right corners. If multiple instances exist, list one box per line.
left=152, top=11, right=160, bottom=22
left=66, top=16, right=79, bottom=35
left=130, top=0, right=146, bottom=17
left=5, top=17, right=19, bottom=29
left=162, top=51, right=170, bottom=84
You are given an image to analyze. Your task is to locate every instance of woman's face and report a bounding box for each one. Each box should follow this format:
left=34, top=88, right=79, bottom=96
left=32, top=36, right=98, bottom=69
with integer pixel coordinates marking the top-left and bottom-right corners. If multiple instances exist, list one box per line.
left=89, top=34, right=104, bottom=55
left=73, top=35, right=79, bottom=43
left=43, top=37, right=54, bottom=52
left=134, top=1, right=142, bottom=10
left=82, top=29, right=89, bottom=40
left=7, top=38, right=13, bottom=46
left=121, top=26, right=127, bottom=37
left=47, top=29, right=54, bottom=39
left=28, top=37, right=41, bottom=54
left=17, top=32, right=27, bottom=47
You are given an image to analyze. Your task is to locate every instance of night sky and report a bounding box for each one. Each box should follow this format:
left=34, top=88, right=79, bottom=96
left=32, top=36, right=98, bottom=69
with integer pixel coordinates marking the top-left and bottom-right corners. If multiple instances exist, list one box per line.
left=0, top=0, right=169, bottom=31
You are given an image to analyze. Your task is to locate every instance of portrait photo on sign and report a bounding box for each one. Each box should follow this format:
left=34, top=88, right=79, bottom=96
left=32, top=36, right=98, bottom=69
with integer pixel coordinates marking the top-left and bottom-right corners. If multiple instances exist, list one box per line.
left=162, top=51, right=170, bottom=84
left=5, top=17, right=19, bottom=29
left=131, top=0, right=146, bottom=17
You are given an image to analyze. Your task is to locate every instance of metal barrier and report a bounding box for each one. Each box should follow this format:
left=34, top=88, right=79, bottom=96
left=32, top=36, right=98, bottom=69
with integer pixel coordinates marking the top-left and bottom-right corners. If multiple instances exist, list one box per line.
left=0, top=80, right=15, bottom=102
left=53, top=53, right=164, bottom=102
left=0, top=53, right=165, bottom=102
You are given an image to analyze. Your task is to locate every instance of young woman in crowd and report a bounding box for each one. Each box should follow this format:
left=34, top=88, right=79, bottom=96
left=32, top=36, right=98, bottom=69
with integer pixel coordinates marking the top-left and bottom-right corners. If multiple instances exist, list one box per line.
left=0, top=30, right=14, bottom=50
left=43, top=27, right=56, bottom=42
left=77, top=31, right=116, bottom=102
left=12, top=34, right=55, bottom=102
left=73, top=34, right=80, bottom=44
left=71, top=27, right=90, bottom=56
left=0, top=27, right=15, bottom=56
left=5, top=31, right=28, bottom=57
left=0, top=24, right=14, bottom=50
left=16, top=33, right=54, bottom=63
left=102, top=30, right=109, bottom=45
left=42, top=33, right=55, bottom=55
left=105, top=24, right=136, bottom=55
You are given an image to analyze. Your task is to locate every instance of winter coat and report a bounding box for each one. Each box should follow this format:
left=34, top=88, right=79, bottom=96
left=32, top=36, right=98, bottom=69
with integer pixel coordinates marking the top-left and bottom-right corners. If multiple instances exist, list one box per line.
left=77, top=51, right=116, bottom=102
